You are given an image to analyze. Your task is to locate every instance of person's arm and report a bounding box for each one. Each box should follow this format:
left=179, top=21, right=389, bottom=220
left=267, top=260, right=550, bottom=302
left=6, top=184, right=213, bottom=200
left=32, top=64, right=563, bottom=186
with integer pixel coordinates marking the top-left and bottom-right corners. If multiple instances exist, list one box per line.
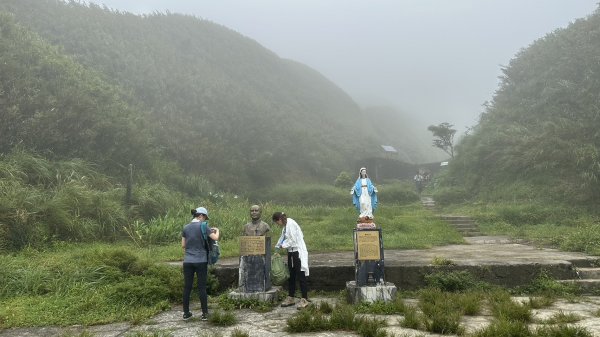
left=275, top=228, right=285, bottom=249
left=209, top=228, right=220, bottom=241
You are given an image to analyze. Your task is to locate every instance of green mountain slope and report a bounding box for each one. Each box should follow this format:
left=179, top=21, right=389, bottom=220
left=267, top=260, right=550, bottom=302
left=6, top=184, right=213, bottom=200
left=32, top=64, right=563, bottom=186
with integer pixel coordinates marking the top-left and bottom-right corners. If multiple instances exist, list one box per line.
left=0, top=12, right=152, bottom=174
left=444, top=7, right=600, bottom=205
left=0, top=0, right=434, bottom=190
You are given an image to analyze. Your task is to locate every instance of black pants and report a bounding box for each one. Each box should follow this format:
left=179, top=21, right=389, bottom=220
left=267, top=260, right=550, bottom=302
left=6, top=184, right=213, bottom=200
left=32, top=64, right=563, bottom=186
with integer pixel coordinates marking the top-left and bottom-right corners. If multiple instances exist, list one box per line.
left=182, top=262, right=208, bottom=314
left=287, top=251, right=308, bottom=299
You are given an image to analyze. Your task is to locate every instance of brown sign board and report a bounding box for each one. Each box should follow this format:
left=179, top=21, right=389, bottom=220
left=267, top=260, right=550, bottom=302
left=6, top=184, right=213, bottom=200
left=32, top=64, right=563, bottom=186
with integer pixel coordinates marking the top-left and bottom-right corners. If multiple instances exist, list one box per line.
left=240, top=236, right=266, bottom=256
left=357, top=231, right=380, bottom=260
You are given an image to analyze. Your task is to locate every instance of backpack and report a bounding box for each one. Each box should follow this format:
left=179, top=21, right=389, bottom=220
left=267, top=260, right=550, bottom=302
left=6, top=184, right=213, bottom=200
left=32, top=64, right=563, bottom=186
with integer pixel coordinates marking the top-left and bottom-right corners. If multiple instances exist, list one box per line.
left=201, top=221, right=220, bottom=264
left=270, top=253, right=289, bottom=286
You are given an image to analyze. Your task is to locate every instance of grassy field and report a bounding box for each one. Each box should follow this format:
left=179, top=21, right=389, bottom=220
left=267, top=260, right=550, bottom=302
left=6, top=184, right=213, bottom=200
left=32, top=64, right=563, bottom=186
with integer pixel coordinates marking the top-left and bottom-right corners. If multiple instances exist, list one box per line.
left=3, top=197, right=599, bottom=330
left=0, top=202, right=464, bottom=328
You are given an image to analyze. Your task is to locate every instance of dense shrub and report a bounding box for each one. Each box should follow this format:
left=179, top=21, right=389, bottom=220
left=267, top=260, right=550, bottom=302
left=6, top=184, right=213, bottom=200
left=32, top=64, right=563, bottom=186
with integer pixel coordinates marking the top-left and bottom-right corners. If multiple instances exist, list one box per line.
left=334, top=171, right=353, bottom=188
left=424, top=270, right=486, bottom=292
left=377, top=182, right=419, bottom=205
left=431, top=186, right=469, bottom=205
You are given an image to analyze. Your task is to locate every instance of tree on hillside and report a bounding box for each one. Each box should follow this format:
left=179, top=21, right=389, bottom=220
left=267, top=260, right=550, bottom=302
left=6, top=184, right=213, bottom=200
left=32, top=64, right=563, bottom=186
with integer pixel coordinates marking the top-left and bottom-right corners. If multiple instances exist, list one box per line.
left=428, top=122, right=456, bottom=159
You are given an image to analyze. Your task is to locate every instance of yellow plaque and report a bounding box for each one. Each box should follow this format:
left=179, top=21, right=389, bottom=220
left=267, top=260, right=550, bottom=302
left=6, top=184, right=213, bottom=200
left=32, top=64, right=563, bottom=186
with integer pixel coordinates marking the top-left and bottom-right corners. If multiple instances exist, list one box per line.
left=357, top=231, right=380, bottom=260
left=240, top=236, right=266, bottom=256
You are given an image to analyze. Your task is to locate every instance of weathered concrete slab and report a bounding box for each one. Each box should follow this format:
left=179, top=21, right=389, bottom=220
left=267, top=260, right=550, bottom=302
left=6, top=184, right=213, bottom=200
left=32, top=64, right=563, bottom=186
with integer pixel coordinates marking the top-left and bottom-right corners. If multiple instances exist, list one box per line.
left=215, top=236, right=599, bottom=291
left=6, top=297, right=600, bottom=337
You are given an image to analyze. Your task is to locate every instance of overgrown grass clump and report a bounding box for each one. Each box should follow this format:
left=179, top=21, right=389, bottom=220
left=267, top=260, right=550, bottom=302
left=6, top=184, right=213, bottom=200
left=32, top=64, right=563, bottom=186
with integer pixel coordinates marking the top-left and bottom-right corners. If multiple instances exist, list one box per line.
left=0, top=244, right=181, bottom=328
left=286, top=303, right=387, bottom=336
left=0, top=149, right=193, bottom=251
left=444, top=201, right=600, bottom=256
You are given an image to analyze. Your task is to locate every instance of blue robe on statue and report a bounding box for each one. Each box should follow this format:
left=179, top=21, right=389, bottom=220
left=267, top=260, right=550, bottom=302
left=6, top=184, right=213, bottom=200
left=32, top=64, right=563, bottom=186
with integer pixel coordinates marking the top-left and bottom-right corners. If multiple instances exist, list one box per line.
left=352, top=178, right=378, bottom=214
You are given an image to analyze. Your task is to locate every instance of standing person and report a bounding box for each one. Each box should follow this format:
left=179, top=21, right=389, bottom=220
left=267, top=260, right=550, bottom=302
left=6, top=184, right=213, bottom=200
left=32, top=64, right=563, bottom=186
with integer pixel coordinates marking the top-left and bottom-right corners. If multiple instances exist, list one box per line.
left=273, top=212, right=310, bottom=309
left=243, top=205, right=270, bottom=236
left=414, top=171, right=424, bottom=194
left=351, top=167, right=378, bottom=221
left=182, top=206, right=220, bottom=321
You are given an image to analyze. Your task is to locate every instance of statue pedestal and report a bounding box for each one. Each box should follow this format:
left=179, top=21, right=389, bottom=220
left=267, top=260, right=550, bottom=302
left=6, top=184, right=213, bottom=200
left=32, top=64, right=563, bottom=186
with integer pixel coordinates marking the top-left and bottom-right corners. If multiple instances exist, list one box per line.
left=346, top=281, right=397, bottom=304
left=347, top=225, right=397, bottom=303
left=236, top=237, right=272, bottom=296
left=228, top=286, right=281, bottom=303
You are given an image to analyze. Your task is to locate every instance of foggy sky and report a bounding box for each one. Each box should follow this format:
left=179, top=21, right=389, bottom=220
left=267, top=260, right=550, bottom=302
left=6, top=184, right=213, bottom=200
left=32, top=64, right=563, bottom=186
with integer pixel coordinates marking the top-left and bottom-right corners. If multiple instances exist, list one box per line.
left=89, top=0, right=597, bottom=132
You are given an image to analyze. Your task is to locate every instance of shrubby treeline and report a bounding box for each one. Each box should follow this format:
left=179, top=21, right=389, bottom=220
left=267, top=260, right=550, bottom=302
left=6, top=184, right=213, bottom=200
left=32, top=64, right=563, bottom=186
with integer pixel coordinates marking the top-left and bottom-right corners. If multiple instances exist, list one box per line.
left=437, top=6, right=600, bottom=208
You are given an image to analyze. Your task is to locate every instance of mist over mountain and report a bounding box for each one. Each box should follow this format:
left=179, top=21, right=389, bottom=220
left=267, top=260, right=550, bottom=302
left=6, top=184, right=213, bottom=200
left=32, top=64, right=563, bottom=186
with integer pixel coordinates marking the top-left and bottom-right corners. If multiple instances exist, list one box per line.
left=0, top=0, right=447, bottom=190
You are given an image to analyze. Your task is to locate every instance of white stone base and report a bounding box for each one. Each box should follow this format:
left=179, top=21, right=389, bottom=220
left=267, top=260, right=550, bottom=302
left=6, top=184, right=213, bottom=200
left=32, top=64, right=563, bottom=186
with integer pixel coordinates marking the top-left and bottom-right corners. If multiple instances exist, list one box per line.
left=228, top=286, right=281, bottom=303
left=346, top=281, right=397, bottom=304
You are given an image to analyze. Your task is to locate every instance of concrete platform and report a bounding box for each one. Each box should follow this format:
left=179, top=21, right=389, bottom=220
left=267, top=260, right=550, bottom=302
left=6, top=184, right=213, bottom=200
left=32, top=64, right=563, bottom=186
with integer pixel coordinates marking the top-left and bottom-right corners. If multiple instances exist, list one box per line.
left=214, top=236, right=600, bottom=292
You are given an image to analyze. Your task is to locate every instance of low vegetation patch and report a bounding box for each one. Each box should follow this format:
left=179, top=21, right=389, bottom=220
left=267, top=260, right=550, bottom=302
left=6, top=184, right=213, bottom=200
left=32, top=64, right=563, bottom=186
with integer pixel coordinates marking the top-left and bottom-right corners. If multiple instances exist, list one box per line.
left=286, top=303, right=387, bottom=336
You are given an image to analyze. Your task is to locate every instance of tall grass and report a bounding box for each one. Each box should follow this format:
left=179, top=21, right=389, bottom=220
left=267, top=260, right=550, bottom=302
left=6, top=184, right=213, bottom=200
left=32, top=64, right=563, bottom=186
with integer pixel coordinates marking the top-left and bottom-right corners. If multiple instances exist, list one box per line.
left=444, top=201, right=600, bottom=255
left=0, top=149, right=189, bottom=251
left=0, top=243, right=180, bottom=327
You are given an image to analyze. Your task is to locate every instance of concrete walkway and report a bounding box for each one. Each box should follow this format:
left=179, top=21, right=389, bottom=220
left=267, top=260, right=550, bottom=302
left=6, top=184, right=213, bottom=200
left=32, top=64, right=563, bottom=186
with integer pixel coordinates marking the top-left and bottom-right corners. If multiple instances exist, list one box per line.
left=2, top=295, right=600, bottom=337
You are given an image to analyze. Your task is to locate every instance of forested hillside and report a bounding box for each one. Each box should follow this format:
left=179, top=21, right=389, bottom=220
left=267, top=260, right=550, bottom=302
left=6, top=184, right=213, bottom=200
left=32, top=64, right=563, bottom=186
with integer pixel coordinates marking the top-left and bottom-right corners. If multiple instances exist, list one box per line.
left=0, top=12, right=153, bottom=174
left=0, top=0, right=441, bottom=191
left=441, top=6, right=600, bottom=206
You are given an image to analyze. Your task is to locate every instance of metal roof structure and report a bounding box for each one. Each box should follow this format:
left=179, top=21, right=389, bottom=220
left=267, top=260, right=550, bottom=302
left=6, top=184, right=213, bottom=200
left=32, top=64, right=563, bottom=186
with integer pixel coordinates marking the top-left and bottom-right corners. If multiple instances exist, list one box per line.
left=380, top=145, right=397, bottom=153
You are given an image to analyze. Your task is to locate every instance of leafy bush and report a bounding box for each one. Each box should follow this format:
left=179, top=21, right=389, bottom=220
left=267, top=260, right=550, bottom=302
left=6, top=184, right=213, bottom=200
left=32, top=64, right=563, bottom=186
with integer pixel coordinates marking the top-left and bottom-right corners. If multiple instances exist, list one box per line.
left=334, top=171, right=353, bottom=188
left=431, top=186, right=469, bottom=205
left=377, top=182, right=419, bottom=205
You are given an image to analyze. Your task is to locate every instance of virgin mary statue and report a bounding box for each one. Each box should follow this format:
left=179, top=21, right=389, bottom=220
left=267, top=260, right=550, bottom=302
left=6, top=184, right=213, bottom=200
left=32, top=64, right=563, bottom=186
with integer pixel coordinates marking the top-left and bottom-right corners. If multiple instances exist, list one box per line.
left=351, top=167, right=378, bottom=221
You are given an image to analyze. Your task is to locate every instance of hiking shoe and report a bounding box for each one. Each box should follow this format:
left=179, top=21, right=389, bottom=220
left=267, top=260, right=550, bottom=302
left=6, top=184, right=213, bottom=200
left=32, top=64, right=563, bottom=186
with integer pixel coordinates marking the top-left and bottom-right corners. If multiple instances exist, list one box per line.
left=281, top=296, right=296, bottom=307
left=201, top=313, right=208, bottom=321
left=183, top=312, right=193, bottom=320
left=296, top=298, right=310, bottom=310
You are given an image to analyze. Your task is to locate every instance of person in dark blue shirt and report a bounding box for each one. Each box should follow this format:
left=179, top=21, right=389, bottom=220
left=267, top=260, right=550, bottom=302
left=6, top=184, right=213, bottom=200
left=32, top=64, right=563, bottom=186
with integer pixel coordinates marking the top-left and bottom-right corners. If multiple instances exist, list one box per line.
left=182, top=206, right=220, bottom=320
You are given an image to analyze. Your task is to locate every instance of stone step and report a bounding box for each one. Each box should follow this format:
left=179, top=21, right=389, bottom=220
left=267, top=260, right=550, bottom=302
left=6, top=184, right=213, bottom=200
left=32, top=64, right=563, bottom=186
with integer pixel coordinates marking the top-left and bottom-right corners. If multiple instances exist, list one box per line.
left=462, top=232, right=484, bottom=237
left=449, top=223, right=479, bottom=229
left=559, top=279, right=600, bottom=295
left=443, top=219, right=475, bottom=224
left=439, top=215, right=472, bottom=221
left=454, top=227, right=479, bottom=233
left=577, top=268, right=600, bottom=279
left=569, top=259, right=600, bottom=268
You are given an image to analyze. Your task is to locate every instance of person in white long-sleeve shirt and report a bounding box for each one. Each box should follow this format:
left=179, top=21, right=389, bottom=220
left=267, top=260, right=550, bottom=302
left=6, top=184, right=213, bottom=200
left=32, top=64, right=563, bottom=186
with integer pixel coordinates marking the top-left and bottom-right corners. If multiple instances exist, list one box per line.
left=273, top=211, right=310, bottom=309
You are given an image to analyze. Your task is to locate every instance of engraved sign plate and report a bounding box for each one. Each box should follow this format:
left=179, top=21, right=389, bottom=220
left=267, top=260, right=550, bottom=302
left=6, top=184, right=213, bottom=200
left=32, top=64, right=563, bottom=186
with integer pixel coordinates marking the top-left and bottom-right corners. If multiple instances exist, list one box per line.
left=357, top=231, right=380, bottom=260
left=240, top=236, right=266, bottom=256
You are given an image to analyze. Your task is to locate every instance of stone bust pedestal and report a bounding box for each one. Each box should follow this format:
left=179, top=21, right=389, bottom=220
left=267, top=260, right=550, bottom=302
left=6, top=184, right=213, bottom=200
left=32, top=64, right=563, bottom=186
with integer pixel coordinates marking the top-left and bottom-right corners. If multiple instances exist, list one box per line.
left=238, top=236, right=271, bottom=292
